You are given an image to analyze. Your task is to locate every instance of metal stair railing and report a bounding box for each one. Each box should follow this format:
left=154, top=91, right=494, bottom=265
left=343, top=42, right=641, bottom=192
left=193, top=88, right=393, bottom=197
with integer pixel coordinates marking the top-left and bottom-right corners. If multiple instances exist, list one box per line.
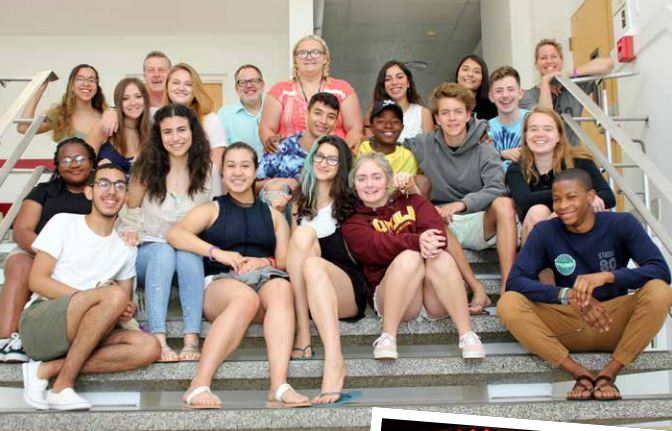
left=554, top=73, right=672, bottom=257
left=0, top=70, right=58, bottom=241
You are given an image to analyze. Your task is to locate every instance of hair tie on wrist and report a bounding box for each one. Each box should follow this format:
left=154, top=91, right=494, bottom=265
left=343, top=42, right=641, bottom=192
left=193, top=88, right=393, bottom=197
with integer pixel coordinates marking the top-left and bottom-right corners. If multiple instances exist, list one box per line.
left=208, top=246, right=220, bottom=261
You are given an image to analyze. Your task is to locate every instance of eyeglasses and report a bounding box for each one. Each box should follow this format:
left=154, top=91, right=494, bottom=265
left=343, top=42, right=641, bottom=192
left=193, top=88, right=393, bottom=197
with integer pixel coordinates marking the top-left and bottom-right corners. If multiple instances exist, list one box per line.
left=74, top=76, right=97, bottom=85
left=58, top=155, right=90, bottom=167
left=296, top=49, right=325, bottom=60
left=93, top=178, right=128, bottom=193
left=236, top=78, right=263, bottom=87
left=313, top=154, right=338, bottom=167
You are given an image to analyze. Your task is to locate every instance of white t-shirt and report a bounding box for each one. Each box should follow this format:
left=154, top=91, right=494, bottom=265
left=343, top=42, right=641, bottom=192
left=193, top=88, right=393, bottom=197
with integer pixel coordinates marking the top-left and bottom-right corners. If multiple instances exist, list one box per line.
left=299, top=201, right=337, bottom=238
left=203, top=113, right=228, bottom=149
left=29, top=213, right=136, bottom=304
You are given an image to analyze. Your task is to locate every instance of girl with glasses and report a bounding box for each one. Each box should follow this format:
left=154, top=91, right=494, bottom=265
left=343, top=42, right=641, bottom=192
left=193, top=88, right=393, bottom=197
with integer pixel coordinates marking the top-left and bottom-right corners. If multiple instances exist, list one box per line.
left=17, top=64, right=108, bottom=143
left=260, top=35, right=363, bottom=152
left=285, top=135, right=367, bottom=404
left=0, top=138, right=95, bottom=363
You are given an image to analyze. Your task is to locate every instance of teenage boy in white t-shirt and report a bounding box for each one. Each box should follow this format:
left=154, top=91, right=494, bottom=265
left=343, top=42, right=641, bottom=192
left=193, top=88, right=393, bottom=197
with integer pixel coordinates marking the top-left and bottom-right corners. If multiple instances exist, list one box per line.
left=19, top=163, right=160, bottom=411
left=487, top=66, right=529, bottom=171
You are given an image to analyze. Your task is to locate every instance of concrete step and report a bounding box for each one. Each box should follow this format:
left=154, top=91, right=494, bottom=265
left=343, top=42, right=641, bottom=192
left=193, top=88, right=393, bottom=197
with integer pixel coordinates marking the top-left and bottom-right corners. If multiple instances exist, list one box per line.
left=1, top=349, right=669, bottom=391
left=1, top=391, right=671, bottom=431
left=156, top=311, right=513, bottom=345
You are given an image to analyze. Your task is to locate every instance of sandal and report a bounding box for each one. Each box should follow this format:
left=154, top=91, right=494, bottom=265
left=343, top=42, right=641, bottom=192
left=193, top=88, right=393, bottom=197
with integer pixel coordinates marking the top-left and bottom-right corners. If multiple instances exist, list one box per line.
left=178, top=344, right=200, bottom=362
left=182, top=386, right=221, bottom=409
left=566, top=375, right=594, bottom=401
left=593, top=375, right=622, bottom=401
left=157, top=345, right=179, bottom=363
left=266, top=383, right=311, bottom=408
left=291, top=345, right=314, bottom=360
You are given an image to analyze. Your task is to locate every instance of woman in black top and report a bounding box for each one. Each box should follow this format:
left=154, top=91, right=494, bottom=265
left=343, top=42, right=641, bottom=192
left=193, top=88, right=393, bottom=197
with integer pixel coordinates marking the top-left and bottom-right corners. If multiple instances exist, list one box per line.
left=505, top=106, right=615, bottom=244
left=454, top=55, right=497, bottom=120
left=167, top=142, right=310, bottom=409
left=0, top=137, right=94, bottom=361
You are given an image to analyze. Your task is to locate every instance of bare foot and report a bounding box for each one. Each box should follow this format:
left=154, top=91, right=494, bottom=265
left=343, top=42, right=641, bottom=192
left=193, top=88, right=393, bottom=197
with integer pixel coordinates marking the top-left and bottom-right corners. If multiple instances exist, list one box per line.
left=313, top=356, right=346, bottom=404
left=593, top=375, right=621, bottom=400
left=268, top=384, right=311, bottom=406
left=178, top=344, right=200, bottom=362
left=566, top=375, right=594, bottom=400
left=158, top=344, right=179, bottom=362
left=291, top=344, right=313, bottom=359
left=469, top=290, right=492, bottom=315
left=183, top=386, right=222, bottom=408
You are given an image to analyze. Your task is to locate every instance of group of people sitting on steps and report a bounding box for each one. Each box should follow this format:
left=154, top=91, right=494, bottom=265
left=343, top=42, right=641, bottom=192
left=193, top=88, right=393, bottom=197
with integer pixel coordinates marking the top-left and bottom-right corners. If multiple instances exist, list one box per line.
left=1, top=34, right=670, bottom=411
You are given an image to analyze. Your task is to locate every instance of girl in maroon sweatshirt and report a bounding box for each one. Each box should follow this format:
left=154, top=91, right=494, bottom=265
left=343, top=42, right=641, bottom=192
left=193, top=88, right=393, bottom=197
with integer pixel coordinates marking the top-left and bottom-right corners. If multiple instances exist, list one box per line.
left=342, top=153, right=485, bottom=360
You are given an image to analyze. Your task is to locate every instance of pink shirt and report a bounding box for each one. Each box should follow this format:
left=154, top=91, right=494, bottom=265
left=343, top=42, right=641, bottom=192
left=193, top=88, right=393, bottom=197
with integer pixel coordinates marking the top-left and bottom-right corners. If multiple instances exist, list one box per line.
left=268, top=77, right=355, bottom=139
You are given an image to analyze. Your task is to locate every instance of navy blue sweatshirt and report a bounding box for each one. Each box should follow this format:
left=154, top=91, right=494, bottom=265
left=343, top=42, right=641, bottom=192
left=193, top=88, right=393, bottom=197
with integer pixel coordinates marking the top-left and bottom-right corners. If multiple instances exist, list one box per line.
left=506, top=212, right=671, bottom=303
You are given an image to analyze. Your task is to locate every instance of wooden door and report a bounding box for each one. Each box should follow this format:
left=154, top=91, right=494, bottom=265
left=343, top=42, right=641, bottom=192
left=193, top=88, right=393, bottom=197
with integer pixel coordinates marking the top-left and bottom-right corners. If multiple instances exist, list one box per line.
left=203, top=82, right=224, bottom=112
left=571, top=0, right=623, bottom=208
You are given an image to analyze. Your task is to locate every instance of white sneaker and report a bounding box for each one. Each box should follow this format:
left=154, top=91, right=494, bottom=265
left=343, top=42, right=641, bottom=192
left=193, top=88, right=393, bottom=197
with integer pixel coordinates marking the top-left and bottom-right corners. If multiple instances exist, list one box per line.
left=459, top=331, right=485, bottom=359
left=46, top=388, right=92, bottom=411
left=22, top=361, right=49, bottom=410
left=372, top=333, right=398, bottom=360
left=0, top=337, right=8, bottom=362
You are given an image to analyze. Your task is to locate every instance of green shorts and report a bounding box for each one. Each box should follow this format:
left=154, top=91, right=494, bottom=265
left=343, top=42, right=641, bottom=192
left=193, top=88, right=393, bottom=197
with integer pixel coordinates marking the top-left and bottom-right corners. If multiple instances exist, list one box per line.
left=19, top=295, right=73, bottom=361
left=447, top=211, right=496, bottom=251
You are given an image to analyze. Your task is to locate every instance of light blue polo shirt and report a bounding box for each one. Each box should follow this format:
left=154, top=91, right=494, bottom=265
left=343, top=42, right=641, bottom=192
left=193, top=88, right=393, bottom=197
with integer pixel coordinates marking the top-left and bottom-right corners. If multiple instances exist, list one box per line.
left=217, top=100, right=263, bottom=157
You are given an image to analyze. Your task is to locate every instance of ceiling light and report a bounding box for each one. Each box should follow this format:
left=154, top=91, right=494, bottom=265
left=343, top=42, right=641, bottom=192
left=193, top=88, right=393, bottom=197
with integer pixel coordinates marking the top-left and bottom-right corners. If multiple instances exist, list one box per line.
left=404, top=61, right=428, bottom=72
left=426, top=30, right=438, bottom=37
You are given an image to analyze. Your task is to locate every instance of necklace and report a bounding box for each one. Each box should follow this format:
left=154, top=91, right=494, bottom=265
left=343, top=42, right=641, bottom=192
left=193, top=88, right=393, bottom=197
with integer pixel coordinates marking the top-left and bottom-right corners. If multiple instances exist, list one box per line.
left=298, top=76, right=325, bottom=103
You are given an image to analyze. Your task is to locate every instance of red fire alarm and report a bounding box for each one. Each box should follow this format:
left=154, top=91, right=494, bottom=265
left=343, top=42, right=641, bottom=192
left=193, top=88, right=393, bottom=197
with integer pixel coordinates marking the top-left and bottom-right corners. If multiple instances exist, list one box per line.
left=617, top=35, right=636, bottom=62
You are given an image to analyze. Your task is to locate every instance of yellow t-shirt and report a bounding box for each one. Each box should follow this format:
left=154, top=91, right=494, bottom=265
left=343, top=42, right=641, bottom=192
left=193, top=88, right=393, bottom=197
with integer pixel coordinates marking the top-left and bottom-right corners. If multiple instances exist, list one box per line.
left=356, top=140, right=419, bottom=175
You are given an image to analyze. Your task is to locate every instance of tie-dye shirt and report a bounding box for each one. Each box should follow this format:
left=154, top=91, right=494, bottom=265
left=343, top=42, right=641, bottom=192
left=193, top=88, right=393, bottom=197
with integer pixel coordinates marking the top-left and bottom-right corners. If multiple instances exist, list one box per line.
left=487, top=109, right=529, bottom=171
left=257, top=132, right=308, bottom=180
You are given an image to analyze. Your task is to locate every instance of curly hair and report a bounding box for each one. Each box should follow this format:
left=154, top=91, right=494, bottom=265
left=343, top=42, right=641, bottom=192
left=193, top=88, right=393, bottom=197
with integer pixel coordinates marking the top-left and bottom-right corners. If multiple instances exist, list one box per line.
left=520, top=106, right=593, bottom=185
left=372, top=60, right=424, bottom=106
left=110, top=78, right=151, bottom=157
left=50, top=137, right=97, bottom=192
left=132, top=104, right=212, bottom=203
left=47, top=64, right=107, bottom=142
left=296, top=135, right=357, bottom=223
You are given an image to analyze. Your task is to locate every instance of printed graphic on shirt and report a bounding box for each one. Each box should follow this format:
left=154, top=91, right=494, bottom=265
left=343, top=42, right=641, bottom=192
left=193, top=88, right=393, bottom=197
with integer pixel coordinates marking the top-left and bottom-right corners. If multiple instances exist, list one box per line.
left=554, top=253, right=576, bottom=276
left=598, top=250, right=617, bottom=272
left=372, top=206, right=416, bottom=234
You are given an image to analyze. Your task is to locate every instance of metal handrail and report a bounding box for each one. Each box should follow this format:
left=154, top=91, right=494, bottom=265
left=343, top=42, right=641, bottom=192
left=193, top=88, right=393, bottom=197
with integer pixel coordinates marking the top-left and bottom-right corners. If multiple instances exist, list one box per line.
left=0, top=70, right=57, bottom=144
left=563, top=115, right=672, bottom=256
left=555, top=74, right=672, bottom=256
left=0, top=166, right=46, bottom=242
left=570, top=70, right=638, bottom=83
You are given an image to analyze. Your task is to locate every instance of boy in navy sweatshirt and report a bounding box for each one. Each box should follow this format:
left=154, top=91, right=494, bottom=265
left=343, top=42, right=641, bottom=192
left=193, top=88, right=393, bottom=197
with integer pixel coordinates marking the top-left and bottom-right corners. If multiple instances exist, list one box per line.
left=499, top=168, right=671, bottom=401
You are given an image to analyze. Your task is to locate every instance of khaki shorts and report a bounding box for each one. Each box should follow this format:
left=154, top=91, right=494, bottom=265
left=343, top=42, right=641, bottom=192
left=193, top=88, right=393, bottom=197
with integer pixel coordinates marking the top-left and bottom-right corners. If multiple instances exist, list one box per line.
left=19, top=294, right=73, bottom=361
left=447, top=211, right=496, bottom=251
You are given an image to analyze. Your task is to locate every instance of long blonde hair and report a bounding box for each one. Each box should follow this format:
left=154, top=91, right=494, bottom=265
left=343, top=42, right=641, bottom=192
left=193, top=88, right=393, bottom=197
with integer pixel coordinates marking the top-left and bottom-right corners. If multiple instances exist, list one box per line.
left=164, top=63, right=214, bottom=122
left=47, top=64, right=107, bottom=141
left=291, top=35, right=331, bottom=81
left=520, top=106, right=593, bottom=184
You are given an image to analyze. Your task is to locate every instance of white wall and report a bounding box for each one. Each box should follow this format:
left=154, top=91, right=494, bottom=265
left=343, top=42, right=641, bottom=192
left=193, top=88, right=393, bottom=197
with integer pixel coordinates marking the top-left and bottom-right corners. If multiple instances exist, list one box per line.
left=0, top=33, right=288, bottom=201
left=481, top=0, right=583, bottom=89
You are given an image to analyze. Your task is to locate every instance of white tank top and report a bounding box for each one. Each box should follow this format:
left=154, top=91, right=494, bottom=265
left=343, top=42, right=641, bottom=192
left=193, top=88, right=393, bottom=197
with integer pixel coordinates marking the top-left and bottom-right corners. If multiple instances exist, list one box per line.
left=399, top=103, right=423, bottom=142
left=299, top=201, right=337, bottom=238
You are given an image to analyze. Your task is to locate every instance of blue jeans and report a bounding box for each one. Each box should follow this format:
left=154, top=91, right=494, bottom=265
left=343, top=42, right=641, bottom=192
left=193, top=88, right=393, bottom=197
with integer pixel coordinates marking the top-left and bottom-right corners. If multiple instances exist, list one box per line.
left=136, top=242, right=204, bottom=334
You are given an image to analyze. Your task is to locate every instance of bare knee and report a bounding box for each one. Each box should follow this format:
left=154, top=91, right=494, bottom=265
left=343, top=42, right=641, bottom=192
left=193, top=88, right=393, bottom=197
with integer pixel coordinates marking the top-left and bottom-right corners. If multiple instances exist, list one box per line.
left=233, top=288, right=261, bottom=321
left=492, top=197, right=516, bottom=220
left=425, top=250, right=458, bottom=272
left=264, top=278, right=294, bottom=307
left=523, top=205, right=552, bottom=230
left=290, top=226, right=318, bottom=251
left=392, top=250, right=425, bottom=276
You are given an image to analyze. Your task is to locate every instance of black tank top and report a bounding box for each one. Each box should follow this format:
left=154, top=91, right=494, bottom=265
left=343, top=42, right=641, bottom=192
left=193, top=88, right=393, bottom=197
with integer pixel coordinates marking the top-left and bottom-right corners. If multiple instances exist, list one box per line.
left=201, top=195, right=276, bottom=276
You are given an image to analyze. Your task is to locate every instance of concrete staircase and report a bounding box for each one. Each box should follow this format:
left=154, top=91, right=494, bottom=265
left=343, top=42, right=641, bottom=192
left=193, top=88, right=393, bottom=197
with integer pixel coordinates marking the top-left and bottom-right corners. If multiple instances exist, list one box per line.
left=0, top=248, right=671, bottom=430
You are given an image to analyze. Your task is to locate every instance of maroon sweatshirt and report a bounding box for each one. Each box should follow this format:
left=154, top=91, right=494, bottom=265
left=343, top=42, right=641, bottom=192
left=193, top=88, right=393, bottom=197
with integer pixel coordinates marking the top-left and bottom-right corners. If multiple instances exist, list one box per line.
left=342, top=193, right=447, bottom=289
